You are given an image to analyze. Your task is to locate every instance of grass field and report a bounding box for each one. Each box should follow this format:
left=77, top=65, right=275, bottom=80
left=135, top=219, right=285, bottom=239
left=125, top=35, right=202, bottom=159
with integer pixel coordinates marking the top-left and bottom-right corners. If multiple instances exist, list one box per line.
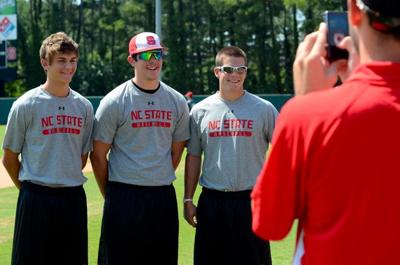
left=0, top=125, right=296, bottom=264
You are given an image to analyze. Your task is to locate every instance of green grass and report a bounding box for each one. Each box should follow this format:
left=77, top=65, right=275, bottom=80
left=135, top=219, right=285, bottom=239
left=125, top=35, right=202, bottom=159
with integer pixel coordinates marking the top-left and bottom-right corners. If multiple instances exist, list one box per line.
left=0, top=123, right=296, bottom=264
left=0, top=174, right=297, bottom=264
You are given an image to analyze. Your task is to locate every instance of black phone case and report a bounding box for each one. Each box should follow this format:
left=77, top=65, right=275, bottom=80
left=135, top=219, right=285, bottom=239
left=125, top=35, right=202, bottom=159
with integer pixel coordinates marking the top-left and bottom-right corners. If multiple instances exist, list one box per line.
left=324, top=11, right=349, bottom=62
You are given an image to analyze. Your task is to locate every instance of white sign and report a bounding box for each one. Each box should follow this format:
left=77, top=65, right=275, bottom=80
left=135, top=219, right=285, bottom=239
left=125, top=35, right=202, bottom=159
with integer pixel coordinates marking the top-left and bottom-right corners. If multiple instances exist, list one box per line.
left=0, top=14, right=17, bottom=40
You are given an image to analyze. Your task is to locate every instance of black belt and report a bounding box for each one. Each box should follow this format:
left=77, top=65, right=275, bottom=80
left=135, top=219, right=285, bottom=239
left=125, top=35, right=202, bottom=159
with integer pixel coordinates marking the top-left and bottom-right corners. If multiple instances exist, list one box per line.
left=107, top=181, right=173, bottom=191
left=202, top=187, right=251, bottom=199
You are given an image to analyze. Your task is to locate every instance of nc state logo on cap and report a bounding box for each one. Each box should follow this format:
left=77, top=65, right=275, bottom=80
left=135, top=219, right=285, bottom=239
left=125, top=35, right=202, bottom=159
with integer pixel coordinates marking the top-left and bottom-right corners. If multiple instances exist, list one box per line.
left=147, top=36, right=156, bottom=45
left=129, top=32, right=164, bottom=55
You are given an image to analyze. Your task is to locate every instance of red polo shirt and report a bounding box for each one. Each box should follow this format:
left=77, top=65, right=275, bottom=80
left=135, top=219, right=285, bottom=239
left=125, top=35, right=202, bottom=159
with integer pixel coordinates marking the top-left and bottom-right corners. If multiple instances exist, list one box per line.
left=252, top=62, right=400, bottom=265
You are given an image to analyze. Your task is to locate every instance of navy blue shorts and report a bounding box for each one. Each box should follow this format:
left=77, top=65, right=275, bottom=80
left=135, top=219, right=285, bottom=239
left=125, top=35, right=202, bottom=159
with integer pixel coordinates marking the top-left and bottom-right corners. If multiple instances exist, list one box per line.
left=194, top=187, right=271, bottom=265
left=12, top=181, right=88, bottom=265
left=98, top=181, right=178, bottom=265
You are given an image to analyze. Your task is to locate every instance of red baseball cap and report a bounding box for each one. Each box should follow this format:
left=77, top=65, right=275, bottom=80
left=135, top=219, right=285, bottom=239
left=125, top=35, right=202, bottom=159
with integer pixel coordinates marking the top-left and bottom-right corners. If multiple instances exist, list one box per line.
left=128, top=32, right=164, bottom=55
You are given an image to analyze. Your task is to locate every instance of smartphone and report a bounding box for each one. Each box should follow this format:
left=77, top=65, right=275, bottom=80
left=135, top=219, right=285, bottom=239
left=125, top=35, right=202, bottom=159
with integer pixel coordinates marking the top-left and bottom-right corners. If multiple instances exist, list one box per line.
left=323, top=11, right=349, bottom=62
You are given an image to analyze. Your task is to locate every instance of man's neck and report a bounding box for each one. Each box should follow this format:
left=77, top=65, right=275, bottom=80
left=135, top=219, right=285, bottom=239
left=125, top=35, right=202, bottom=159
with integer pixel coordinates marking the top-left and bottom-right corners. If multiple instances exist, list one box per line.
left=42, top=80, right=70, bottom=97
left=218, top=88, right=245, bottom=102
left=359, top=25, right=400, bottom=63
left=362, top=44, right=400, bottom=63
left=132, top=77, right=160, bottom=91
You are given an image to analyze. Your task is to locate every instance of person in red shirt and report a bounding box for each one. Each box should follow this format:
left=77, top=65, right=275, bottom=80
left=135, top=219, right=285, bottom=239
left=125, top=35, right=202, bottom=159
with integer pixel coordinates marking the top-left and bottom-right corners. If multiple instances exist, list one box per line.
left=251, top=0, right=400, bottom=265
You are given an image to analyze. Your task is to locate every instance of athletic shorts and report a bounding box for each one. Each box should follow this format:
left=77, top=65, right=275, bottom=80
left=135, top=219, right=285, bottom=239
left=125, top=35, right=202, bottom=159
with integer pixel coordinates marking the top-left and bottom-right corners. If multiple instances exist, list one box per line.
left=194, top=187, right=271, bottom=265
left=98, top=181, right=179, bottom=265
left=12, top=181, right=88, bottom=265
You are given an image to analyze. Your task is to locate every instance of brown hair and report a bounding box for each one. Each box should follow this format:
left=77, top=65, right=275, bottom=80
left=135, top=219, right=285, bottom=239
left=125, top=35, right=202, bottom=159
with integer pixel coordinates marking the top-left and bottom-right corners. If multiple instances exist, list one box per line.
left=39, top=32, right=79, bottom=63
left=215, top=46, right=247, bottom=66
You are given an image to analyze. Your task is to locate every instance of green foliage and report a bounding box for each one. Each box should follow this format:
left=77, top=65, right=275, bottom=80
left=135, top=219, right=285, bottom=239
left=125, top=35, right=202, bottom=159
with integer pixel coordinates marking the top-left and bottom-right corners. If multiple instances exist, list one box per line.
left=4, top=0, right=346, bottom=97
left=4, top=79, right=26, bottom=97
left=284, top=0, right=307, bottom=8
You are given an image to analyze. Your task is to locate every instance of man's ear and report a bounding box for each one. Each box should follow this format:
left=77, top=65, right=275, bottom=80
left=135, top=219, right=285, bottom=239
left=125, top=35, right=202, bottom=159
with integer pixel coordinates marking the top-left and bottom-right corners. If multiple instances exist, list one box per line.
left=127, top=55, right=135, bottom=67
left=40, top=58, right=49, bottom=71
left=213, top=67, right=220, bottom=78
left=348, top=0, right=363, bottom=27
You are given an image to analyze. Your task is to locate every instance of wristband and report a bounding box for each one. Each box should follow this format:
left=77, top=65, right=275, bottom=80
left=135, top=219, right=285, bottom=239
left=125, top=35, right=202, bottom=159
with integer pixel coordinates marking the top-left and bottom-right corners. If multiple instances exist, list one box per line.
left=183, top=198, right=193, bottom=203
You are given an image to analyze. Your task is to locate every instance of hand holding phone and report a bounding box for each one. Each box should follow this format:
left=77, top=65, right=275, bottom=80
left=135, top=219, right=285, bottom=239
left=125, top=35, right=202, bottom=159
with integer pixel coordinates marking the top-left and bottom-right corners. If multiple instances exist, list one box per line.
left=323, top=11, right=349, bottom=62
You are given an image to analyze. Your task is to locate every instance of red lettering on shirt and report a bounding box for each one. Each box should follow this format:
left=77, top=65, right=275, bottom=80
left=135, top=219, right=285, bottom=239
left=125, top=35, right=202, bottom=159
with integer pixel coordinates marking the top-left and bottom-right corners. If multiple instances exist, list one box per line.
left=223, top=119, right=253, bottom=129
left=42, top=127, right=81, bottom=135
left=40, top=115, right=83, bottom=135
left=131, top=110, right=143, bottom=120
left=56, top=115, right=83, bottom=127
left=208, top=120, right=221, bottom=130
left=130, top=109, right=172, bottom=129
left=209, top=131, right=253, bottom=137
left=207, top=119, right=254, bottom=138
left=144, top=110, right=172, bottom=120
left=132, top=121, right=171, bottom=128
left=41, top=116, right=54, bottom=127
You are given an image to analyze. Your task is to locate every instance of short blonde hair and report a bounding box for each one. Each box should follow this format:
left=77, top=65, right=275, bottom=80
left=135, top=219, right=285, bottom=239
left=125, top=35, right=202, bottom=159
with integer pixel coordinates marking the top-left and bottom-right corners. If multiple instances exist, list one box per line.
left=39, top=32, right=79, bottom=63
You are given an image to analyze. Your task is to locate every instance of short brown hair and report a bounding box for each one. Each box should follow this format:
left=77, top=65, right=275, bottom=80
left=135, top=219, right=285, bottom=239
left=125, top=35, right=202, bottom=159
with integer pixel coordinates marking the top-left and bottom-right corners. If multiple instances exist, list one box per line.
left=39, top=32, right=79, bottom=63
left=215, top=46, right=247, bottom=66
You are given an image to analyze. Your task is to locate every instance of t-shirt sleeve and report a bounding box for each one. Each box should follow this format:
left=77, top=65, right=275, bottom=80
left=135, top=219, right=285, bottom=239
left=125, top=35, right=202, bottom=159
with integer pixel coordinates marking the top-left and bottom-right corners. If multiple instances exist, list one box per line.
left=2, top=100, right=29, bottom=154
left=251, top=104, right=304, bottom=241
left=186, top=109, right=202, bottom=156
left=81, top=102, right=94, bottom=154
left=93, top=97, right=119, bottom=144
left=264, top=102, right=279, bottom=142
left=172, top=97, right=190, bottom=142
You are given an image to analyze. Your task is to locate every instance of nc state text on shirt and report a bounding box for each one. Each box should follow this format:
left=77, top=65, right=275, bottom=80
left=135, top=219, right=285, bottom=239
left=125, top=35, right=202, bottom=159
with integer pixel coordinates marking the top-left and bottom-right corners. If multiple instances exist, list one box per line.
left=208, top=119, right=254, bottom=130
left=41, top=115, right=83, bottom=128
left=131, top=110, right=172, bottom=121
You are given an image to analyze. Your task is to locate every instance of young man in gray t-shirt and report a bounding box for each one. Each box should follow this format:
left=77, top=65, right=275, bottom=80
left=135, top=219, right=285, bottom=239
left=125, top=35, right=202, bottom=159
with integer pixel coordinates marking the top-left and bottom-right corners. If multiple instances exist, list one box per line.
left=184, top=46, right=277, bottom=265
left=91, top=32, right=189, bottom=265
left=2, top=32, right=93, bottom=265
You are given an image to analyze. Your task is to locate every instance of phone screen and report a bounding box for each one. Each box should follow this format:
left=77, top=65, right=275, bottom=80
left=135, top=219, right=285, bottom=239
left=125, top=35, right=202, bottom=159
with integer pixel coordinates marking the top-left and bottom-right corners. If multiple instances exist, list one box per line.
left=324, top=11, right=349, bottom=62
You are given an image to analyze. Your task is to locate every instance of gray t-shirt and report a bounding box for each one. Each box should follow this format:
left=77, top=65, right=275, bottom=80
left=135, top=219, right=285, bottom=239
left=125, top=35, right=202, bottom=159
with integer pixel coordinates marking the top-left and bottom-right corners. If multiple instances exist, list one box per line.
left=187, top=91, right=278, bottom=191
left=93, top=80, right=190, bottom=186
left=2, top=86, right=94, bottom=187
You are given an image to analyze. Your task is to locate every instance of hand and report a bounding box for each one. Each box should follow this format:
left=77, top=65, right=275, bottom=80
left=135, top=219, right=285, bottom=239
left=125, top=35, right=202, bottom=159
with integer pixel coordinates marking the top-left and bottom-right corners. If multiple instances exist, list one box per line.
left=335, top=36, right=360, bottom=82
left=293, top=23, right=342, bottom=95
left=184, top=201, right=197, bottom=227
left=13, top=179, right=22, bottom=190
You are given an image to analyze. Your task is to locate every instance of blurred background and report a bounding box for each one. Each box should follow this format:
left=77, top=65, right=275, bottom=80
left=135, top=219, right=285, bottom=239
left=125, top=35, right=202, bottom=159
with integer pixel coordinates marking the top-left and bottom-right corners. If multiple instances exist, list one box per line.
left=0, top=0, right=347, bottom=98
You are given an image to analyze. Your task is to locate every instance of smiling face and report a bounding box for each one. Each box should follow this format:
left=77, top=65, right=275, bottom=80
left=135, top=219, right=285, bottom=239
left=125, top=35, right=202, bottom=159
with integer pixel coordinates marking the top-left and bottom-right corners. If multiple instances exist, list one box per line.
left=129, top=49, right=163, bottom=88
left=41, top=52, right=78, bottom=86
left=39, top=32, right=79, bottom=95
left=214, top=55, right=247, bottom=98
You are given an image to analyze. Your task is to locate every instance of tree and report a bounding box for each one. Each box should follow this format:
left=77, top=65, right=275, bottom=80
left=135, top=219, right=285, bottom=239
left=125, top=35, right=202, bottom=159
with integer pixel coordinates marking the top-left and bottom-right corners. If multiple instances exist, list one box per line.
left=4, top=0, right=347, bottom=97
